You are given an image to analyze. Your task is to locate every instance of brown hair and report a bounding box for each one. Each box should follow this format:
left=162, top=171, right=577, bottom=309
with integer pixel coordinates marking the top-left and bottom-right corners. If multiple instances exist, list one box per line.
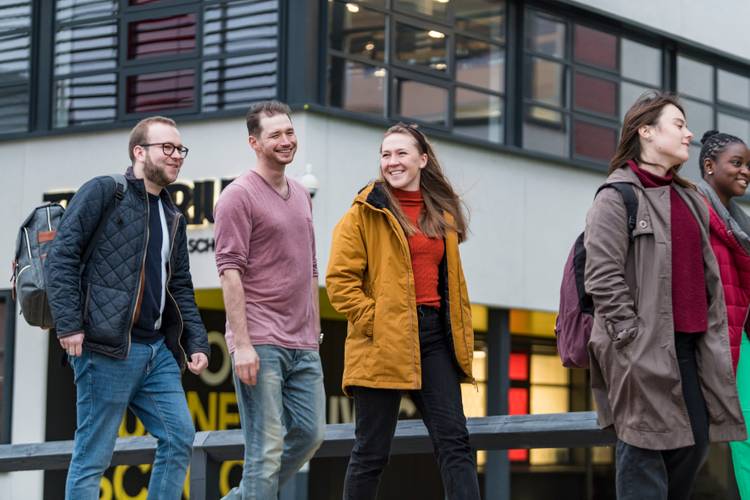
left=609, top=91, right=693, bottom=189
left=128, top=116, right=177, bottom=163
left=245, top=100, right=292, bottom=137
left=378, top=123, right=469, bottom=242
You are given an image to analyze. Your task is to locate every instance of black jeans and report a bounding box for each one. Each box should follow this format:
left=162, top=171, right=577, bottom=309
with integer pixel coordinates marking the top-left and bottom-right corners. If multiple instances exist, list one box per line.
left=343, top=306, right=480, bottom=500
left=616, top=332, right=710, bottom=500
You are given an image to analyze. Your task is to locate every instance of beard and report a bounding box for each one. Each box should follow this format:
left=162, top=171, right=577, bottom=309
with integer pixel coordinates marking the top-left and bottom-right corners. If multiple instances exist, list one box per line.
left=143, top=155, right=175, bottom=187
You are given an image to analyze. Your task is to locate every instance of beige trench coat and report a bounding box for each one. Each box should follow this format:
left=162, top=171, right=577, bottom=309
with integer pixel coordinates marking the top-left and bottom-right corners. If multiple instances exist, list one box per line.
left=584, top=166, right=746, bottom=450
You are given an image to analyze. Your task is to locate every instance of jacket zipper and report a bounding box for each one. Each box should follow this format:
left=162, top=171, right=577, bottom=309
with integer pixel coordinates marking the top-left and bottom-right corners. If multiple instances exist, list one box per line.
left=366, top=202, right=420, bottom=377
left=165, top=212, right=188, bottom=368
left=128, top=192, right=150, bottom=356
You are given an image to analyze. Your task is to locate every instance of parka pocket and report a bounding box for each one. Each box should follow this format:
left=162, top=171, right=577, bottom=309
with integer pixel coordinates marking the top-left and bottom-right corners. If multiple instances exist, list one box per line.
left=352, top=299, right=375, bottom=340
left=606, top=317, right=639, bottom=349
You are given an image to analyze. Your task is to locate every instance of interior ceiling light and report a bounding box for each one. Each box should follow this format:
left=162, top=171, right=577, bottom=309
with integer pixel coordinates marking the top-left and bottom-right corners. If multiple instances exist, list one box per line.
left=365, top=42, right=375, bottom=50
left=428, top=30, right=445, bottom=39
left=346, top=3, right=360, bottom=13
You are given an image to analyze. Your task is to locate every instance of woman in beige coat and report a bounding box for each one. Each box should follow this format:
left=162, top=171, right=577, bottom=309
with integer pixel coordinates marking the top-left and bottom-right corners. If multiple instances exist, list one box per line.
left=584, top=92, right=745, bottom=499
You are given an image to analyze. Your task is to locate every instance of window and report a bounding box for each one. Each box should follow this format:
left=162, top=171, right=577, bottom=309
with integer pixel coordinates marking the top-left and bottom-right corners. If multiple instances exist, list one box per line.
left=677, top=54, right=750, bottom=181
left=460, top=347, right=488, bottom=469
left=523, top=9, right=663, bottom=164
left=327, top=0, right=506, bottom=144
left=0, top=0, right=32, bottom=133
left=49, top=0, right=279, bottom=129
left=507, top=350, right=580, bottom=465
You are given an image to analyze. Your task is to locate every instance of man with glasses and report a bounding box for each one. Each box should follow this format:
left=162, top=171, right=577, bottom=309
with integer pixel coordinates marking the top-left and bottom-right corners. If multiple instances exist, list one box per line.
left=46, top=116, right=209, bottom=500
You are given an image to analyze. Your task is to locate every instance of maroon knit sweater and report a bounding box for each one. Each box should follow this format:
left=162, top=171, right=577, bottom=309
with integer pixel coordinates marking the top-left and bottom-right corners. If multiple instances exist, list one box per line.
left=628, top=160, right=707, bottom=333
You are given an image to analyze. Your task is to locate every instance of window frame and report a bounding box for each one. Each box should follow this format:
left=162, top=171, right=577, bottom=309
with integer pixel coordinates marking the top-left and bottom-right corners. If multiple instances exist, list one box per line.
left=0, top=290, right=16, bottom=445
left=325, top=0, right=508, bottom=144
left=521, top=5, right=663, bottom=165
left=3, top=0, right=282, bottom=137
left=0, top=0, right=34, bottom=134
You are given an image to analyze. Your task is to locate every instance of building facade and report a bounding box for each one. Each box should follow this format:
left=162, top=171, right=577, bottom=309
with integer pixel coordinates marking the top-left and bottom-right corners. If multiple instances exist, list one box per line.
left=1, top=0, right=749, bottom=498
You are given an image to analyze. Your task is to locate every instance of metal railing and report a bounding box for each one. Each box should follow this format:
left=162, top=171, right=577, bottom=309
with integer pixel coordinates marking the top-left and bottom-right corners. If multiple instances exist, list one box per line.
left=0, top=411, right=616, bottom=500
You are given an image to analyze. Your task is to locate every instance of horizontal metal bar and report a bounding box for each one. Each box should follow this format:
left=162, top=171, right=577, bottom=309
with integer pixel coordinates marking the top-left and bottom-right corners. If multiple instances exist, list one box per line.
left=0, top=412, right=615, bottom=473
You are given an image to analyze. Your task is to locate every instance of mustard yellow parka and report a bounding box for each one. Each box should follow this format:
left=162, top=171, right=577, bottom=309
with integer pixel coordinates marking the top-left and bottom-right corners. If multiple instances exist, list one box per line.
left=326, top=183, right=474, bottom=396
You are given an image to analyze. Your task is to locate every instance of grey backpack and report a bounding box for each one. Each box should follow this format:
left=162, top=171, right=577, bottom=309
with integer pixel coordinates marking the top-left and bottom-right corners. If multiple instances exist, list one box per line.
left=12, top=175, right=127, bottom=329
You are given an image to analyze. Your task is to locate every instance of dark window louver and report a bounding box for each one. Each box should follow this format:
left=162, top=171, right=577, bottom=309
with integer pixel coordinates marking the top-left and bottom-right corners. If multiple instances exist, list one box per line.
left=0, top=1, right=32, bottom=133
left=44, top=0, right=279, bottom=128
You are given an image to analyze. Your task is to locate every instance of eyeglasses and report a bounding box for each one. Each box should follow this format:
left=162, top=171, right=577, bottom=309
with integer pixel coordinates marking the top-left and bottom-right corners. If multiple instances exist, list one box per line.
left=140, top=142, right=189, bottom=159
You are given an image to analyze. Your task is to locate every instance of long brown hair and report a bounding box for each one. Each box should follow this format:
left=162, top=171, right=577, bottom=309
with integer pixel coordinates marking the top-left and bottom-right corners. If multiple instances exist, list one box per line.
left=378, top=123, right=469, bottom=242
left=609, top=91, right=694, bottom=189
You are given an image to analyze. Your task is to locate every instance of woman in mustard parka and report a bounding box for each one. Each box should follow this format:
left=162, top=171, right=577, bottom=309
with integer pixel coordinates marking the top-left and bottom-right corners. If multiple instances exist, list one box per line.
left=326, top=123, right=479, bottom=500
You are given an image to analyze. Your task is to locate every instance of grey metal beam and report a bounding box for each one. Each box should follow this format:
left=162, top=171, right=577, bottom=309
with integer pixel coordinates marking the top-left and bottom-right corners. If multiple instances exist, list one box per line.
left=0, top=412, right=615, bottom=473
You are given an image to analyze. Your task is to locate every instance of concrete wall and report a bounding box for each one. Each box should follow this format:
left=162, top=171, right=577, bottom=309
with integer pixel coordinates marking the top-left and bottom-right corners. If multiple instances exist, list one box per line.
left=581, top=0, right=750, bottom=61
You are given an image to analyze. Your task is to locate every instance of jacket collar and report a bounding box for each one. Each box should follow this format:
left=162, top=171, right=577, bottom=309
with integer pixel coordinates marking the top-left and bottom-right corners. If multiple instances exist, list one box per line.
left=354, top=181, right=457, bottom=228
left=606, top=165, right=643, bottom=188
left=354, top=181, right=390, bottom=211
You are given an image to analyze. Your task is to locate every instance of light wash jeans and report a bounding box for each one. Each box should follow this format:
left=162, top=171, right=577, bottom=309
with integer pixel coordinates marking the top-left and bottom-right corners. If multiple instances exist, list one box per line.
left=223, top=345, right=325, bottom=500
left=65, top=337, right=195, bottom=500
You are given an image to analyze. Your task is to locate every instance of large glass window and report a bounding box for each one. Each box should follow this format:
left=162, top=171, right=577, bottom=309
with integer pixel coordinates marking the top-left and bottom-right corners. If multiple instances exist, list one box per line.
left=677, top=54, right=750, bottom=181
left=327, top=0, right=506, bottom=144
left=0, top=0, right=32, bottom=134
left=523, top=9, right=663, bottom=165
left=49, top=0, right=279, bottom=129
left=507, top=351, right=571, bottom=464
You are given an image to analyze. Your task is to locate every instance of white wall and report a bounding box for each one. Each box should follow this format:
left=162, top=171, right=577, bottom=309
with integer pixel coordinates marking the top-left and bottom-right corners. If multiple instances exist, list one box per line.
left=580, top=0, right=750, bottom=61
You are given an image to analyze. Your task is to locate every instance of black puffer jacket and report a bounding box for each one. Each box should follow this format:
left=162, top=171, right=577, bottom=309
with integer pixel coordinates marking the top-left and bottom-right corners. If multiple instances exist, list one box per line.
left=46, top=167, right=209, bottom=369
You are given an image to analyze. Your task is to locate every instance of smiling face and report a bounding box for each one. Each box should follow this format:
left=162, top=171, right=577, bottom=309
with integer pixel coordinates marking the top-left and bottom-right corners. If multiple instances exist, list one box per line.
left=249, top=112, right=297, bottom=167
left=379, top=132, right=427, bottom=191
left=705, top=141, right=750, bottom=204
left=641, top=103, right=694, bottom=167
left=135, top=122, right=184, bottom=188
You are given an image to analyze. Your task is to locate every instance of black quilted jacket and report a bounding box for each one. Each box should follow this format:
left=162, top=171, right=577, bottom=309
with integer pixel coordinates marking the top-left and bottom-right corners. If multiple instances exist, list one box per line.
left=46, top=167, right=209, bottom=369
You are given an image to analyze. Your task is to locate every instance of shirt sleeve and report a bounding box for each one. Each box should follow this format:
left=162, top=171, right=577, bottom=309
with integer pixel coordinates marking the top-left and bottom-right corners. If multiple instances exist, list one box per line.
left=214, top=184, right=253, bottom=276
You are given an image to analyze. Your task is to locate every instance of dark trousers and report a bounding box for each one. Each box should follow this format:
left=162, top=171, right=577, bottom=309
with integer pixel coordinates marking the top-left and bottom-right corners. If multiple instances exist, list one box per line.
left=616, top=332, right=710, bottom=500
left=343, top=306, right=480, bottom=500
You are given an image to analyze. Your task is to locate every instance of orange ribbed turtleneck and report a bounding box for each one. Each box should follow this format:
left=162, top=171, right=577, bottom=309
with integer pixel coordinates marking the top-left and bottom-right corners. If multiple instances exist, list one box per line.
left=393, top=188, right=444, bottom=308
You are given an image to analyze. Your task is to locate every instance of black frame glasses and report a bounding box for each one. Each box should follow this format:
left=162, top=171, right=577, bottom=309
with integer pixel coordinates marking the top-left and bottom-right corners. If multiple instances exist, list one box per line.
left=140, top=142, right=189, bottom=159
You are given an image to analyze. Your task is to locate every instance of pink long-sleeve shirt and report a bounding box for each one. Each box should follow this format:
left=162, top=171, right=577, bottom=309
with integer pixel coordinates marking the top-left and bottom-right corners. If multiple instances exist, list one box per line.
left=214, top=170, right=319, bottom=352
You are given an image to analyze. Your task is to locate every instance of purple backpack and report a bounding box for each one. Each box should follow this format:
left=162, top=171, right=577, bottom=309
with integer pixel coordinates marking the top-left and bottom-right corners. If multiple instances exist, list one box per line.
left=555, top=183, right=637, bottom=368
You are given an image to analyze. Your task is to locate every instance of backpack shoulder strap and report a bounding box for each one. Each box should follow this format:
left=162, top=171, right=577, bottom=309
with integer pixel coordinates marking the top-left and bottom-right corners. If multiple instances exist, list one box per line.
left=110, top=174, right=128, bottom=197
left=596, top=182, right=638, bottom=236
left=81, top=175, right=128, bottom=266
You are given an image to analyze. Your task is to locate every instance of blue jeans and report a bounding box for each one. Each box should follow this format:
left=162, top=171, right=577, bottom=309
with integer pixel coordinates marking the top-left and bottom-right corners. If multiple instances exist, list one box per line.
left=65, top=337, right=195, bottom=500
left=223, top=345, right=326, bottom=500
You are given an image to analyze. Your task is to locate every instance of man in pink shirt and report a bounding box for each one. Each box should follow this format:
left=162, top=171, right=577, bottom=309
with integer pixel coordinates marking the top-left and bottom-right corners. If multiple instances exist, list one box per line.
left=214, top=101, right=324, bottom=499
